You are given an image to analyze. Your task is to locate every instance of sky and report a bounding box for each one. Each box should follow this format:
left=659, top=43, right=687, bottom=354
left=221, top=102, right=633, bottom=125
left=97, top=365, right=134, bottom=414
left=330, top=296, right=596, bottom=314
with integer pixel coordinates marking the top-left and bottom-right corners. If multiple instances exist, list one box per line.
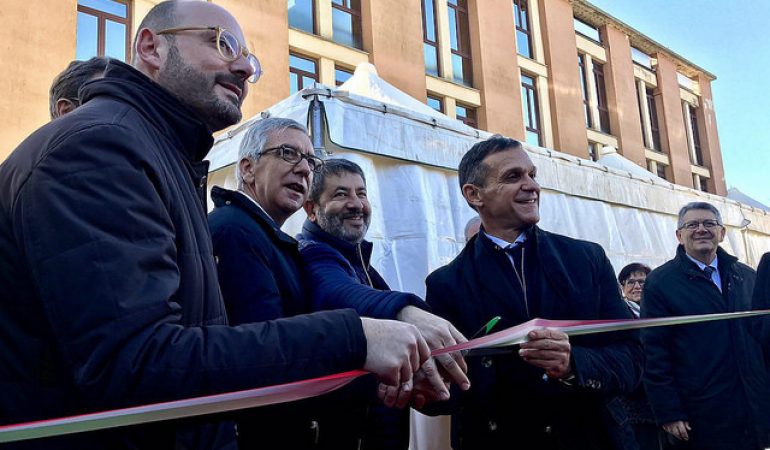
left=589, top=0, right=770, bottom=206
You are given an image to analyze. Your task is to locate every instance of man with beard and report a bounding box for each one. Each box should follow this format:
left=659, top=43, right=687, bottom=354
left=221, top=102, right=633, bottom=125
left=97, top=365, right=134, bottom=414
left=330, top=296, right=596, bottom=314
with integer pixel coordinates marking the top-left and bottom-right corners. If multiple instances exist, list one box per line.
left=296, top=158, right=471, bottom=449
left=210, top=132, right=468, bottom=448
left=423, top=135, right=641, bottom=449
left=642, top=202, right=770, bottom=449
left=0, top=2, right=430, bottom=449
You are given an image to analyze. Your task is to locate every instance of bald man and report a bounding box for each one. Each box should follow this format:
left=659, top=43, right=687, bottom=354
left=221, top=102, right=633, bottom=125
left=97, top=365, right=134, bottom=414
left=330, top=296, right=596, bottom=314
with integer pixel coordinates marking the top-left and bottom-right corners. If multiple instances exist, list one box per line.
left=0, top=2, right=429, bottom=449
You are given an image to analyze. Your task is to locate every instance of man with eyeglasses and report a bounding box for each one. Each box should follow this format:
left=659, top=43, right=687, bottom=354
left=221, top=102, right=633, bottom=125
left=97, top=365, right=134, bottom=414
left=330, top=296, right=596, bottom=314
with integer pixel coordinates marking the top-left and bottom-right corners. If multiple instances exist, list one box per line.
left=0, top=2, right=428, bottom=449
left=641, top=202, right=770, bottom=449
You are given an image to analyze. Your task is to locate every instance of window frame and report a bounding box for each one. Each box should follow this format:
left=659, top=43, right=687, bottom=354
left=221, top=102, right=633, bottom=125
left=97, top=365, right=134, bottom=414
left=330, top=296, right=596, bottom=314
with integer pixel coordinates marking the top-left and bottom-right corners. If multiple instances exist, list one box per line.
left=77, top=0, right=132, bottom=62
left=592, top=61, right=610, bottom=134
left=521, top=73, right=542, bottom=146
left=289, top=52, right=319, bottom=93
left=447, top=0, right=473, bottom=86
left=455, top=102, right=477, bottom=128
left=421, top=0, right=441, bottom=77
left=578, top=53, right=592, bottom=128
left=646, top=86, right=662, bottom=151
left=688, top=104, right=704, bottom=166
left=288, top=0, right=317, bottom=35
left=513, top=0, right=533, bottom=59
left=331, top=0, right=363, bottom=49
left=427, top=94, right=444, bottom=113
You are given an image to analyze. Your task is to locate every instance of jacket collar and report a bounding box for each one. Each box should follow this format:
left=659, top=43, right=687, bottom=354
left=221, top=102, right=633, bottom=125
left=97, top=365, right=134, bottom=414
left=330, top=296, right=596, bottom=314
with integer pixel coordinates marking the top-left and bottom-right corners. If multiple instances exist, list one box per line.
left=211, top=186, right=297, bottom=246
left=80, top=59, right=213, bottom=162
left=301, top=219, right=373, bottom=265
left=674, top=245, right=736, bottom=278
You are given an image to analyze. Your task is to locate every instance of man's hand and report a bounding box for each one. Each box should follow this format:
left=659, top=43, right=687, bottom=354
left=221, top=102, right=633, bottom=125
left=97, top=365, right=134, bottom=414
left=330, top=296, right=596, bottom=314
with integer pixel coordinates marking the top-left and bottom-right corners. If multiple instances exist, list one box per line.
left=396, top=306, right=470, bottom=390
left=377, top=358, right=452, bottom=409
left=662, top=421, right=690, bottom=441
left=361, top=317, right=431, bottom=386
left=518, top=328, right=571, bottom=379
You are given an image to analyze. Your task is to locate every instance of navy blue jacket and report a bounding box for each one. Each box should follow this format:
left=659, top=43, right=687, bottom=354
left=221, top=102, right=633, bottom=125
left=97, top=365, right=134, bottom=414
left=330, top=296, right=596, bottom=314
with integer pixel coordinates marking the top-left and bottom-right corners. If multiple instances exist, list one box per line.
left=298, top=220, right=431, bottom=450
left=642, top=246, right=770, bottom=448
left=425, top=226, right=642, bottom=450
left=0, top=61, right=367, bottom=449
left=297, top=220, right=428, bottom=319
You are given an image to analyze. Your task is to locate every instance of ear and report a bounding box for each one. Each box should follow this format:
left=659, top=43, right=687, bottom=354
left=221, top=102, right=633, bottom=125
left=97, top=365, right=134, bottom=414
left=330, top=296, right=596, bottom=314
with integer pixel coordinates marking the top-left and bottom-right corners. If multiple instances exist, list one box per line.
left=303, top=199, right=318, bottom=222
left=134, top=28, right=165, bottom=74
left=718, top=226, right=726, bottom=242
left=462, top=183, right=483, bottom=210
left=675, top=229, right=684, bottom=245
left=54, top=99, right=77, bottom=118
left=238, top=158, right=256, bottom=185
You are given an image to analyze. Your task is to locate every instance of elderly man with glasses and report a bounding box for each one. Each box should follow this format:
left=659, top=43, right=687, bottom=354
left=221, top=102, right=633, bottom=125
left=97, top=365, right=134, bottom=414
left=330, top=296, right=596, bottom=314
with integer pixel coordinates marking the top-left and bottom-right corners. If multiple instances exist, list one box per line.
left=641, top=202, right=770, bottom=449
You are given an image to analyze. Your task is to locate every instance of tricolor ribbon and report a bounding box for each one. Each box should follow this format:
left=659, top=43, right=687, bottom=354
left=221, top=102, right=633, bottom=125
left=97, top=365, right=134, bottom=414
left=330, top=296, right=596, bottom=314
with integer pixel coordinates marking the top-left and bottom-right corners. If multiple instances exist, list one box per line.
left=2, top=309, right=768, bottom=443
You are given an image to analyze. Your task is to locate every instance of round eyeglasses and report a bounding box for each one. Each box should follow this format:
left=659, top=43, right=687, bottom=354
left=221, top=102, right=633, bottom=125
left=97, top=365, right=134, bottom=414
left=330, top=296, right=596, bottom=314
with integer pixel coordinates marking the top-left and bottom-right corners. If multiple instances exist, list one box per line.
left=259, top=145, right=325, bottom=173
left=678, top=220, right=722, bottom=231
left=156, top=26, right=262, bottom=83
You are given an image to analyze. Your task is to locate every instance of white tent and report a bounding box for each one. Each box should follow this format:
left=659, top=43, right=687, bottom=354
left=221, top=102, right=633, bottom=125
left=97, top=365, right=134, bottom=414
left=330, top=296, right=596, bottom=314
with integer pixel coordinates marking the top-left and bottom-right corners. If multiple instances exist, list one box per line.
left=206, top=64, right=770, bottom=450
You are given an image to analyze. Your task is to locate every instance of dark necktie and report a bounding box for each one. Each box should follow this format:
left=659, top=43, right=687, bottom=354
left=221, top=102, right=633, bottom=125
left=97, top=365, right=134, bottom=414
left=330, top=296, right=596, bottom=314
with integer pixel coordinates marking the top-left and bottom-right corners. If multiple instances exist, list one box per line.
left=703, top=266, right=715, bottom=279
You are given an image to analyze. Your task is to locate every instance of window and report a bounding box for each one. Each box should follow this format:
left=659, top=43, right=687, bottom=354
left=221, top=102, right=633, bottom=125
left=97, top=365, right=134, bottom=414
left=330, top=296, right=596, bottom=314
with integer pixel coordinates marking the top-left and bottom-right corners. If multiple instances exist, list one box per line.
left=332, top=0, right=362, bottom=49
left=455, top=103, right=477, bottom=128
left=592, top=62, right=610, bottom=134
left=521, top=74, right=542, bottom=146
left=646, top=87, right=662, bottom=151
left=288, top=0, right=315, bottom=34
left=588, top=142, right=598, bottom=161
left=421, top=0, right=440, bottom=77
left=578, top=54, right=591, bottom=128
left=638, top=82, right=662, bottom=151
left=335, top=66, right=354, bottom=86
left=648, top=160, right=668, bottom=180
left=631, top=47, right=652, bottom=69
left=573, top=17, right=601, bottom=42
left=289, top=53, right=318, bottom=94
left=76, top=0, right=131, bottom=62
left=513, top=0, right=533, bottom=59
left=687, top=104, right=704, bottom=166
left=448, top=0, right=473, bottom=86
left=699, top=177, right=709, bottom=193
left=678, top=73, right=696, bottom=91
left=427, top=95, right=444, bottom=113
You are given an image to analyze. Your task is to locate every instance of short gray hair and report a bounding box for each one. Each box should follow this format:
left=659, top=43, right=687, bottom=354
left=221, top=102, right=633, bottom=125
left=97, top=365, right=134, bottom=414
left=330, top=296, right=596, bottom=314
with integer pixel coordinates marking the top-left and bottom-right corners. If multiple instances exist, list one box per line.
left=236, top=117, right=309, bottom=187
left=677, top=202, right=723, bottom=228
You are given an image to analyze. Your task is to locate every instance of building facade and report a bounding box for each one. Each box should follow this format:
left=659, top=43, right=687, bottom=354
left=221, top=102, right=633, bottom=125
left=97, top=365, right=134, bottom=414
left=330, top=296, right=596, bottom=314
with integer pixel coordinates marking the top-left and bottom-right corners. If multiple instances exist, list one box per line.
left=0, top=0, right=726, bottom=194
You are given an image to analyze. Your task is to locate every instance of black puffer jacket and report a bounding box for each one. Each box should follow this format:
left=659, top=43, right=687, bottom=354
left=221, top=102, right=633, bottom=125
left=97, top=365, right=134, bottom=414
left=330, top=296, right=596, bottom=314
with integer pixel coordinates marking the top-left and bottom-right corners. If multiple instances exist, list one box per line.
left=0, top=61, right=366, bottom=449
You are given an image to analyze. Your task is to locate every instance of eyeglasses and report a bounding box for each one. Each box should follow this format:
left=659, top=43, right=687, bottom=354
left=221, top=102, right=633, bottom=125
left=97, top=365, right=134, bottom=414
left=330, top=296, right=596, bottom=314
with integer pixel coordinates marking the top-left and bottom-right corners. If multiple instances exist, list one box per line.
left=624, top=279, right=645, bottom=287
left=259, top=145, right=325, bottom=173
left=678, top=220, right=722, bottom=231
left=156, top=26, right=262, bottom=83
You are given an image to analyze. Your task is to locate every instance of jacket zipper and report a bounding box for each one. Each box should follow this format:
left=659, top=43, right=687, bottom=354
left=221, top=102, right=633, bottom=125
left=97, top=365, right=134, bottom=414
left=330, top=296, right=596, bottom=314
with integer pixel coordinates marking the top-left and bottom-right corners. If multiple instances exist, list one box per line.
left=357, top=244, right=374, bottom=287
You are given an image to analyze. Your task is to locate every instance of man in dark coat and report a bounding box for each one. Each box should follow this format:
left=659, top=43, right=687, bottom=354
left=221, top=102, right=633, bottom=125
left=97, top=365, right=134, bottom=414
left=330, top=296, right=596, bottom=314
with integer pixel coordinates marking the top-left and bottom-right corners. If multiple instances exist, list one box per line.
left=424, top=135, right=642, bottom=449
left=296, top=158, right=471, bottom=448
left=641, top=202, right=770, bottom=449
left=0, top=2, right=429, bottom=449
left=752, top=252, right=770, bottom=365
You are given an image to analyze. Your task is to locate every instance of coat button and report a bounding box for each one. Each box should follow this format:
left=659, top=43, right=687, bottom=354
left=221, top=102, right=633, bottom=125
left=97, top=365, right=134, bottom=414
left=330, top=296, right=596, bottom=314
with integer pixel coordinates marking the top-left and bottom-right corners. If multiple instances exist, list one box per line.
left=225, top=200, right=231, bottom=205
left=544, top=425, right=552, bottom=433
left=481, top=357, right=493, bottom=368
left=488, top=421, right=497, bottom=431
left=199, top=176, right=206, bottom=187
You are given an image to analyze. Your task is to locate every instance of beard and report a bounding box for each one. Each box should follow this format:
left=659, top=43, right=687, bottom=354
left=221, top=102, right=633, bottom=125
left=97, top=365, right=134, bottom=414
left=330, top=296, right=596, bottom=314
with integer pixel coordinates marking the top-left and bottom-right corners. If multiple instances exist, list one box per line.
left=316, top=209, right=370, bottom=244
left=157, top=45, right=243, bottom=131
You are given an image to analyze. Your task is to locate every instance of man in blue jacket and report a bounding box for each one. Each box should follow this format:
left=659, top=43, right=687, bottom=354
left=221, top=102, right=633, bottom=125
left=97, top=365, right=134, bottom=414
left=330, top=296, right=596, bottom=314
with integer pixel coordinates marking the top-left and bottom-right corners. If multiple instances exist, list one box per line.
left=297, top=158, right=470, bottom=448
left=0, top=2, right=429, bottom=449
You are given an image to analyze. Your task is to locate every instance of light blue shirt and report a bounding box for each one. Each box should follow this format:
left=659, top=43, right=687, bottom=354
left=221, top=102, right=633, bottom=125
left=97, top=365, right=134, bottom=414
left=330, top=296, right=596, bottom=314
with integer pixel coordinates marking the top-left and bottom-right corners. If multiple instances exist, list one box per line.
left=483, top=231, right=527, bottom=268
left=686, top=253, right=722, bottom=292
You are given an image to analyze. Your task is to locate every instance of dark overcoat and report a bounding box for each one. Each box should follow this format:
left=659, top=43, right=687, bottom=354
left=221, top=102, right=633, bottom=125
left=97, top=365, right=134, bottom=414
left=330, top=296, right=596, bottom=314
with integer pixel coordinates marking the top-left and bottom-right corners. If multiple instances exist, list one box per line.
left=641, top=246, right=770, bottom=449
left=0, top=61, right=366, bottom=449
left=425, top=226, right=642, bottom=450
left=752, top=252, right=770, bottom=366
